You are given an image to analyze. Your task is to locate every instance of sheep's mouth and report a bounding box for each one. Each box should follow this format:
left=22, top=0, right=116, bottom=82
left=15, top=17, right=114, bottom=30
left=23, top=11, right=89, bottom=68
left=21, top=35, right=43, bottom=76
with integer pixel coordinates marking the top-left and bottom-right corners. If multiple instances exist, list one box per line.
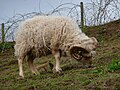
left=70, top=46, right=90, bottom=61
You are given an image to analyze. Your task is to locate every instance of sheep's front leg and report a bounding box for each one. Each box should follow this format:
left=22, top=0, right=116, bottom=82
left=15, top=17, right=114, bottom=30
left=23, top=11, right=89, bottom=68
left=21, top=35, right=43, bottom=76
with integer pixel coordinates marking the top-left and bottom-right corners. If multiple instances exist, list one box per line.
left=52, top=49, right=63, bottom=74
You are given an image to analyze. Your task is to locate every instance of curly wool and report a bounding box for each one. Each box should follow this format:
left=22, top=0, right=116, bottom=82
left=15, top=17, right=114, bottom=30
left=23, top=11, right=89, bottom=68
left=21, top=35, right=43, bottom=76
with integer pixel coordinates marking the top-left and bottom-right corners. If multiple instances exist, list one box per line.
left=14, top=16, right=89, bottom=57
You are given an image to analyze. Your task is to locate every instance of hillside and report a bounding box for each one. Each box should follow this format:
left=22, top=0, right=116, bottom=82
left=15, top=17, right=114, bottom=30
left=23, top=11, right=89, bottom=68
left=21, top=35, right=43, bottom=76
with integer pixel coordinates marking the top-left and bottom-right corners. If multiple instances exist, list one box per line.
left=0, top=20, right=120, bottom=90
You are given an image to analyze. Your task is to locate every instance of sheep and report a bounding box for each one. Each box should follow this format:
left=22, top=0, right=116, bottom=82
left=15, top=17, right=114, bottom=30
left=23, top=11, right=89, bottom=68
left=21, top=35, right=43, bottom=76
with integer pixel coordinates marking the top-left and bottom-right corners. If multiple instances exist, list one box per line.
left=14, top=16, right=97, bottom=78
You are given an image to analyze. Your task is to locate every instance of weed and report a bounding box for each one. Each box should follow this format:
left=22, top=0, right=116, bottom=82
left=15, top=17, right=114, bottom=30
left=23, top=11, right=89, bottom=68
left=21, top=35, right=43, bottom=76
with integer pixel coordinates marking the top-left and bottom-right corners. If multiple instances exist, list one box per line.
left=0, top=42, right=13, bottom=52
left=108, top=59, right=120, bottom=72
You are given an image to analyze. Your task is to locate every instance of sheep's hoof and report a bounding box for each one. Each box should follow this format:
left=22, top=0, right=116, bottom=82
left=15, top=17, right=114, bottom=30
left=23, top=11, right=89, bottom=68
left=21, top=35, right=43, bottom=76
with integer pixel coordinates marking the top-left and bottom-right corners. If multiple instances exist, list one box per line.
left=17, top=76, right=24, bottom=80
left=52, top=67, right=64, bottom=75
left=33, top=72, right=40, bottom=75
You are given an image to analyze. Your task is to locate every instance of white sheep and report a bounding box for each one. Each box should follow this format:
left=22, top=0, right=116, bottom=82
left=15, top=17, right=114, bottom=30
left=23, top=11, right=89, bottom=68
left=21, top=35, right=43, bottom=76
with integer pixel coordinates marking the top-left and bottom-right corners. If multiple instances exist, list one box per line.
left=14, top=16, right=97, bottom=78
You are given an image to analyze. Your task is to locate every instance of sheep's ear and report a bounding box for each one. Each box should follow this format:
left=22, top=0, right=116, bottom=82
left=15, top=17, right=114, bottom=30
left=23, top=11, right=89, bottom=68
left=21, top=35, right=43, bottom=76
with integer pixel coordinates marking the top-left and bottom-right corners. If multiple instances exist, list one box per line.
left=91, top=37, right=98, bottom=45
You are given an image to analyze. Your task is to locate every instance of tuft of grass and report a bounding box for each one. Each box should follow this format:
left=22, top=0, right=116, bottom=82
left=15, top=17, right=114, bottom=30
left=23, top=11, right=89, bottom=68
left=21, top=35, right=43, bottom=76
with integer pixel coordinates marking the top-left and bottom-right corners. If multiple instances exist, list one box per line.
left=0, top=42, right=13, bottom=52
left=108, top=59, right=120, bottom=72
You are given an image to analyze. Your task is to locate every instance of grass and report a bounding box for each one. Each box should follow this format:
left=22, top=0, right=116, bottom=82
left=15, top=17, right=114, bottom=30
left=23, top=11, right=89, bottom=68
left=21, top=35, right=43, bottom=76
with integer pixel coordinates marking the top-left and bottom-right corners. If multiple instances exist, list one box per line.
left=0, top=20, right=120, bottom=90
left=108, top=59, right=120, bottom=72
left=0, top=42, right=13, bottom=52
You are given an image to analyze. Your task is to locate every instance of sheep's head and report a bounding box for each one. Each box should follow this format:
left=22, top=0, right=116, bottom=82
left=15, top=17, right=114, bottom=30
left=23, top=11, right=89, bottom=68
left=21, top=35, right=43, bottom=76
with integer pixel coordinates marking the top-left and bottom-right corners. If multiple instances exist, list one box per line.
left=70, top=37, right=98, bottom=62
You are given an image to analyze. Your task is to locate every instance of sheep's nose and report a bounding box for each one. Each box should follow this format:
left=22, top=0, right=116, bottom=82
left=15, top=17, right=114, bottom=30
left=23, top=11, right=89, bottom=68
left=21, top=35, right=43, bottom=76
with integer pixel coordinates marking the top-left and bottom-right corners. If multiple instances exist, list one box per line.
left=91, top=51, right=96, bottom=57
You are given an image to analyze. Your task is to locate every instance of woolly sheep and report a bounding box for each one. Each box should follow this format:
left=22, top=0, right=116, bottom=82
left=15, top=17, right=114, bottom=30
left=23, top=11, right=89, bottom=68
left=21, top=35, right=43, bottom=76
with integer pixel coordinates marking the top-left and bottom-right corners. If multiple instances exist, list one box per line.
left=14, top=16, right=97, bottom=78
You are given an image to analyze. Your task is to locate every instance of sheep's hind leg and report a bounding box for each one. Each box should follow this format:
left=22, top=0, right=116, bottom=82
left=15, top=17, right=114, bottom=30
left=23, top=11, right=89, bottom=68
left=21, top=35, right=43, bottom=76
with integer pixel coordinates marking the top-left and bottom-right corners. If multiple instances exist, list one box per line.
left=18, top=56, right=25, bottom=79
left=28, top=55, right=39, bottom=75
left=52, top=49, right=63, bottom=75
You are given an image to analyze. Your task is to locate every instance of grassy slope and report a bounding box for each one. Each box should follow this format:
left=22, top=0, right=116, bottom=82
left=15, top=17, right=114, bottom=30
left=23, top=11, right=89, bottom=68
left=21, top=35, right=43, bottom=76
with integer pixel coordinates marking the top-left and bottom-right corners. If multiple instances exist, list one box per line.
left=0, top=20, right=120, bottom=90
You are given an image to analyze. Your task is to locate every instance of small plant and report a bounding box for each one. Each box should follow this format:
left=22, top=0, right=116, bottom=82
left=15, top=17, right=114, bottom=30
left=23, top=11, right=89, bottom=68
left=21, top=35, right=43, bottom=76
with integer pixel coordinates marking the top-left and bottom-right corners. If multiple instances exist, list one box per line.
left=108, top=59, right=120, bottom=72
left=0, top=42, right=12, bottom=52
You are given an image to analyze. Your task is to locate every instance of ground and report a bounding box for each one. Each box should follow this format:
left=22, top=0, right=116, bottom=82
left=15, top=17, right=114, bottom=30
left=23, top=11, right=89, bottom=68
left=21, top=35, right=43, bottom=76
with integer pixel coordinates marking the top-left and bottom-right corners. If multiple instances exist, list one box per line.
left=0, top=20, right=120, bottom=90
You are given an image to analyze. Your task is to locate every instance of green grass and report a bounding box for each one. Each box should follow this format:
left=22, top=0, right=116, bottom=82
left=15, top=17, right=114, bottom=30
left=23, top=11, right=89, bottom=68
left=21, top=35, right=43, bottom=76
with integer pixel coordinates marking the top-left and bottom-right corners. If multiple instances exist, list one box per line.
left=0, top=42, right=14, bottom=53
left=108, top=59, right=120, bottom=72
left=0, top=20, right=120, bottom=90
